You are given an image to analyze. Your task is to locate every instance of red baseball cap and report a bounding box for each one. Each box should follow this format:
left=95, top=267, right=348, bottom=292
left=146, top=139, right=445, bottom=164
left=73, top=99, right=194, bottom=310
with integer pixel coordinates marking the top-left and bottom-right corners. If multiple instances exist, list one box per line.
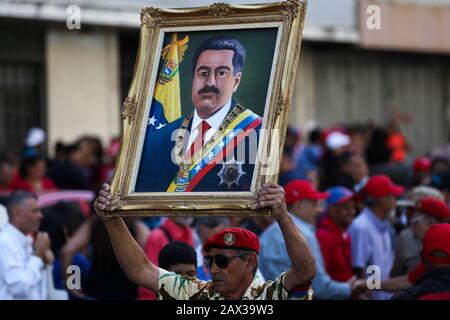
left=363, top=175, right=404, bottom=198
left=421, top=224, right=450, bottom=264
left=284, top=180, right=329, bottom=205
left=203, top=227, right=260, bottom=254
left=413, top=157, right=432, bottom=173
left=416, top=197, right=450, bottom=221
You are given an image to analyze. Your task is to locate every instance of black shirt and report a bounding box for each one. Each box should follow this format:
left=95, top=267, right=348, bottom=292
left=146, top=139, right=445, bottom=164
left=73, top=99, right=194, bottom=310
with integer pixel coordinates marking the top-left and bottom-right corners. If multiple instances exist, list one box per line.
left=391, top=268, right=450, bottom=300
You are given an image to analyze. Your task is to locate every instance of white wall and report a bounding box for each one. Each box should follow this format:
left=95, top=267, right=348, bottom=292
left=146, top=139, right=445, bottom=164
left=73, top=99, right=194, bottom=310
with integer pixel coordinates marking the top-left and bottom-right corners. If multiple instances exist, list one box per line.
left=46, top=29, right=121, bottom=151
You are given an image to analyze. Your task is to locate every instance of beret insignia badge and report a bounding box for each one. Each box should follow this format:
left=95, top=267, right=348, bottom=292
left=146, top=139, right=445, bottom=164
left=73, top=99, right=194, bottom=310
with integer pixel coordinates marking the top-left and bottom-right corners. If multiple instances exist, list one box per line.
left=223, top=232, right=235, bottom=246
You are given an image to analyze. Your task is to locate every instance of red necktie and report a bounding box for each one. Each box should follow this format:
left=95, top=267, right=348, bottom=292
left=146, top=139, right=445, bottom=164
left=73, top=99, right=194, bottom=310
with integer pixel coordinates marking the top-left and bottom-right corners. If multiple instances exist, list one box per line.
left=185, top=120, right=211, bottom=159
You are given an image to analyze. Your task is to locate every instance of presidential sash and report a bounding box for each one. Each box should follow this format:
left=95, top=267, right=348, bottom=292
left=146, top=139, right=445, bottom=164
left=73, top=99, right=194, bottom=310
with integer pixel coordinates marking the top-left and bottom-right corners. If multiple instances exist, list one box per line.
left=167, top=105, right=262, bottom=192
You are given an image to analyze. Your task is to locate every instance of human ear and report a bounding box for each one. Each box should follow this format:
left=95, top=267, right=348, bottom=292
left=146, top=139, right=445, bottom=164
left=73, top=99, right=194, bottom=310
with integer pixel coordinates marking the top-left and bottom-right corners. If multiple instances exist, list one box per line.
left=246, top=253, right=257, bottom=271
left=233, top=73, right=242, bottom=92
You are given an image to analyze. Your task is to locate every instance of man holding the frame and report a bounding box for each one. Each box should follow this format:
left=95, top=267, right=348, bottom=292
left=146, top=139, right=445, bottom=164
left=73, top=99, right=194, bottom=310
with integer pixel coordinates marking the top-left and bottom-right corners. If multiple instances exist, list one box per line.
left=136, top=36, right=263, bottom=193
left=94, top=182, right=316, bottom=300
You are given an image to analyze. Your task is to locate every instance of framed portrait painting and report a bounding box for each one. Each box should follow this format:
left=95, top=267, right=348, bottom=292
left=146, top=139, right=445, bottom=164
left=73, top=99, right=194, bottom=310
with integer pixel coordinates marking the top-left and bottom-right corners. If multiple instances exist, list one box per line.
left=109, top=0, right=308, bottom=216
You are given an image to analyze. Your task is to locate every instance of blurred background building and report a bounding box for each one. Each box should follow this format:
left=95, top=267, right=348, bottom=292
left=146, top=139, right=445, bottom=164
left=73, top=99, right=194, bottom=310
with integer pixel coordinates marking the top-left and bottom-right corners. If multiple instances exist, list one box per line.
left=0, top=0, right=449, bottom=157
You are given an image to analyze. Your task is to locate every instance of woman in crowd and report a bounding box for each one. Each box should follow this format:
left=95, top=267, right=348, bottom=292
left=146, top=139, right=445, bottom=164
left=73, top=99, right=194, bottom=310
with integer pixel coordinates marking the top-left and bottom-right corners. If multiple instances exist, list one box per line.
left=9, top=155, right=56, bottom=193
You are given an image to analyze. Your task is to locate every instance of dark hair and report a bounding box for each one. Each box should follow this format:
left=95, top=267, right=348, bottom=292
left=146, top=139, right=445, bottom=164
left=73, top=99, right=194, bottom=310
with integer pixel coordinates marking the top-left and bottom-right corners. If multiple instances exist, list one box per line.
left=283, top=145, right=295, bottom=160
left=65, top=142, right=81, bottom=156
left=431, top=157, right=450, bottom=172
left=366, top=127, right=391, bottom=165
left=54, top=142, right=67, bottom=159
left=79, top=136, right=103, bottom=162
left=337, top=152, right=355, bottom=169
left=19, top=155, right=45, bottom=179
left=0, top=154, right=13, bottom=166
left=7, top=191, right=37, bottom=216
left=0, top=151, right=19, bottom=168
left=192, top=36, right=246, bottom=75
left=40, top=201, right=85, bottom=256
left=158, top=241, right=197, bottom=270
left=90, top=217, right=137, bottom=272
left=308, top=128, right=322, bottom=144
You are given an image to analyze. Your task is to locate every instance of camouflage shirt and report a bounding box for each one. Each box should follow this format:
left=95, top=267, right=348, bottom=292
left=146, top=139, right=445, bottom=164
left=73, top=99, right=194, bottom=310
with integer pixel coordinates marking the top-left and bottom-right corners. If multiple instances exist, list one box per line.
left=157, top=268, right=312, bottom=300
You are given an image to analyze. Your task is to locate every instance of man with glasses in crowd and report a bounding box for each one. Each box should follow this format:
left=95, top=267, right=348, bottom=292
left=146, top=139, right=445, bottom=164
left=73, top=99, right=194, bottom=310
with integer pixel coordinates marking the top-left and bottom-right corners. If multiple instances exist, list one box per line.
left=93, top=182, right=316, bottom=300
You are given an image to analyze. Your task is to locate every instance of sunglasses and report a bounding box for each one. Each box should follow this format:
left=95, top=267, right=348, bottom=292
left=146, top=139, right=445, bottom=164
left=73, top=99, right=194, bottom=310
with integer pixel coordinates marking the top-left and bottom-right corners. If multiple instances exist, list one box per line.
left=204, top=253, right=248, bottom=269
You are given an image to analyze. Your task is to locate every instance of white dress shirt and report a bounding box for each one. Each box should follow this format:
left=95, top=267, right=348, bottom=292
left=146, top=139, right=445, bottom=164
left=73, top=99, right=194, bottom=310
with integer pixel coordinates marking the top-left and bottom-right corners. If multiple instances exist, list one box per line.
left=0, top=204, right=8, bottom=230
left=0, top=223, right=47, bottom=300
left=186, top=100, right=232, bottom=151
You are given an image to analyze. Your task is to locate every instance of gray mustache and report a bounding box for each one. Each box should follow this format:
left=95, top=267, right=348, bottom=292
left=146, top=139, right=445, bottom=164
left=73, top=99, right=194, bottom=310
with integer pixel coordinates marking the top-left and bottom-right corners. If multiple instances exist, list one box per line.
left=212, top=275, right=224, bottom=282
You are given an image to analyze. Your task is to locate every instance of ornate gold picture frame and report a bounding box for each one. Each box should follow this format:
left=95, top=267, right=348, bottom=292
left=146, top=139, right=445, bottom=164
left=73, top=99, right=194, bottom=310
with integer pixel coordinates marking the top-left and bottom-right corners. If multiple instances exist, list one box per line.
left=108, top=1, right=308, bottom=217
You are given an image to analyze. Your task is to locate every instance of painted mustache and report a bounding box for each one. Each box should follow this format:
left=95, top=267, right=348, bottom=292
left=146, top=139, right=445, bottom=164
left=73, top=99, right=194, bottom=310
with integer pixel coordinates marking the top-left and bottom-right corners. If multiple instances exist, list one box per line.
left=198, top=86, right=220, bottom=95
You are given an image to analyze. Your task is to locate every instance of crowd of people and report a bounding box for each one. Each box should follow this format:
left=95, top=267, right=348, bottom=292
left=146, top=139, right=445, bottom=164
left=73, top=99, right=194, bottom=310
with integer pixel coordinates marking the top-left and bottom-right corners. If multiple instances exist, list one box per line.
left=0, top=122, right=450, bottom=300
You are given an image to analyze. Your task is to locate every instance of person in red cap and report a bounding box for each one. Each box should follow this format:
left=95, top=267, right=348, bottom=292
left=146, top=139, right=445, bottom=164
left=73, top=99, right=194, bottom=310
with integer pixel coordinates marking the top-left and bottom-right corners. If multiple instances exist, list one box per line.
left=348, top=175, right=404, bottom=300
left=93, top=182, right=316, bottom=300
left=410, top=197, right=450, bottom=240
left=392, top=189, right=446, bottom=277
left=391, top=224, right=450, bottom=300
left=380, top=195, right=450, bottom=294
left=316, top=187, right=356, bottom=283
left=412, top=156, right=432, bottom=187
left=260, top=180, right=366, bottom=300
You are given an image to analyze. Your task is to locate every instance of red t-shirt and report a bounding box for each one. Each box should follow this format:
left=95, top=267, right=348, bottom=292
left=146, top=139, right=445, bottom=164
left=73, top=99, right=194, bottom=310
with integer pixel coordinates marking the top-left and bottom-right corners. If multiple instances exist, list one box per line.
left=418, top=292, right=450, bottom=300
left=138, top=218, right=195, bottom=300
left=316, top=216, right=354, bottom=282
left=9, top=174, right=57, bottom=193
left=408, top=263, right=426, bottom=284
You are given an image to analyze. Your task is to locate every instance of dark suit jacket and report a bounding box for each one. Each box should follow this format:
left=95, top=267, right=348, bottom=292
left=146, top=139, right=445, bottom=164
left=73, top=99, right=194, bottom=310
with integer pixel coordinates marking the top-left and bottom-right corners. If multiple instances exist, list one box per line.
left=135, top=101, right=261, bottom=192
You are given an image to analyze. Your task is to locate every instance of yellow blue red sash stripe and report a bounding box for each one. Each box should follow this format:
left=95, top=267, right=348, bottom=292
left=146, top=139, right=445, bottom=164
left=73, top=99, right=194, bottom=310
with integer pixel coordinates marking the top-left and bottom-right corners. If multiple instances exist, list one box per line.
left=167, top=110, right=261, bottom=192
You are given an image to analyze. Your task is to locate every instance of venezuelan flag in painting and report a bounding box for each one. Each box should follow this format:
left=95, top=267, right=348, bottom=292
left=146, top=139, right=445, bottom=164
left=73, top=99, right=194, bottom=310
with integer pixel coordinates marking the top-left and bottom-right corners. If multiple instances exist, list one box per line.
left=147, top=33, right=189, bottom=131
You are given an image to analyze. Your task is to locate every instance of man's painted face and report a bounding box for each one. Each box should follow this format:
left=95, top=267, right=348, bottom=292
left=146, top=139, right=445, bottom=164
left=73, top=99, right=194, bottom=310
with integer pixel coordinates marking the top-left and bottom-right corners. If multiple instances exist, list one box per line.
left=191, top=49, right=241, bottom=118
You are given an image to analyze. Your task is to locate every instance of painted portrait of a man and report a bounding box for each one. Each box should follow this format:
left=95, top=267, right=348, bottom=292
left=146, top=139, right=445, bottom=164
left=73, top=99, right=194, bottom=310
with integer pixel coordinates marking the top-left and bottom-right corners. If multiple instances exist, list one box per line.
left=135, top=32, right=276, bottom=193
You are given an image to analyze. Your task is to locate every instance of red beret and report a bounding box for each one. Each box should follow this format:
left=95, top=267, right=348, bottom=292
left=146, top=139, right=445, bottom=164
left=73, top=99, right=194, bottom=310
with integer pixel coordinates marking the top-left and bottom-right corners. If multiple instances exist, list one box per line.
left=416, top=197, right=450, bottom=221
left=203, top=227, right=260, bottom=254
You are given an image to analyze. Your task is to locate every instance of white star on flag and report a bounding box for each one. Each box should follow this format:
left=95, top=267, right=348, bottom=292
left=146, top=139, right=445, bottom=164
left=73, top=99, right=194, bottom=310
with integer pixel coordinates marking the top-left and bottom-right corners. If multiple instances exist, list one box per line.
left=207, top=151, right=215, bottom=160
left=227, top=131, right=236, bottom=139
left=194, top=164, right=202, bottom=172
left=148, top=116, right=156, bottom=126
left=218, top=141, right=225, bottom=148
